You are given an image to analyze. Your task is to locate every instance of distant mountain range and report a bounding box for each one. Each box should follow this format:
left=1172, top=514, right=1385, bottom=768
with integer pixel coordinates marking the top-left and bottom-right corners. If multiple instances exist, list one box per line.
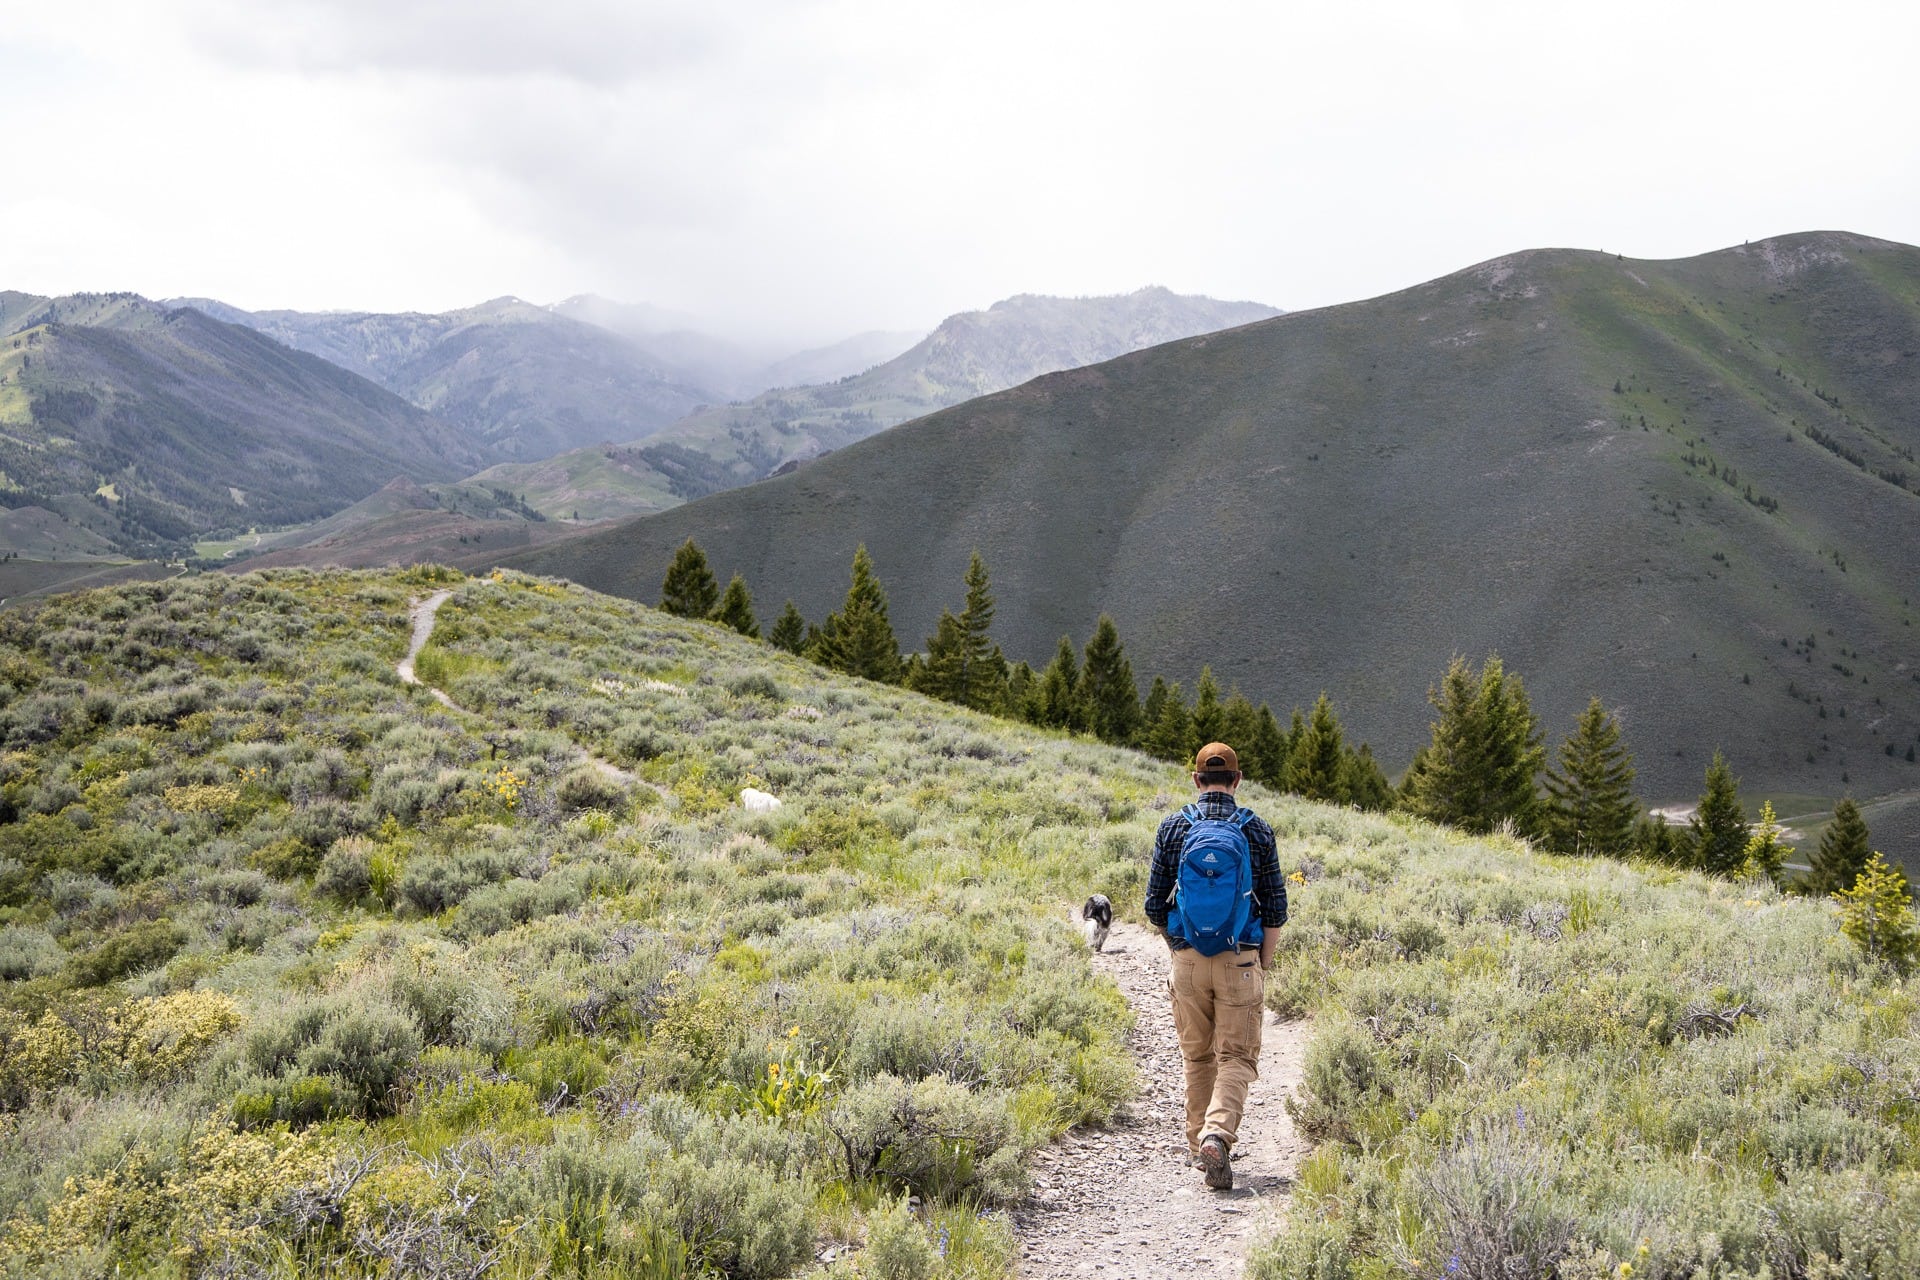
left=0, top=285, right=1276, bottom=570
left=481, top=288, right=1283, bottom=519
left=169, top=295, right=722, bottom=461
left=0, top=292, right=484, bottom=558
left=501, top=233, right=1920, bottom=845
left=548, top=294, right=923, bottom=401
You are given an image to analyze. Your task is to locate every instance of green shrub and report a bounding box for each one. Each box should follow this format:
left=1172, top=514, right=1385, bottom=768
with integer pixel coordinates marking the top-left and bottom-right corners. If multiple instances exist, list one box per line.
left=295, top=1003, right=421, bottom=1116
left=63, top=919, right=186, bottom=987
left=313, top=837, right=373, bottom=903
left=863, top=1195, right=939, bottom=1280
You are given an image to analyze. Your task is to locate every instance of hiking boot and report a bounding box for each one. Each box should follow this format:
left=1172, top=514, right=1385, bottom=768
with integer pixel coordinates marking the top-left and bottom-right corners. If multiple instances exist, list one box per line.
left=1198, top=1135, right=1232, bottom=1190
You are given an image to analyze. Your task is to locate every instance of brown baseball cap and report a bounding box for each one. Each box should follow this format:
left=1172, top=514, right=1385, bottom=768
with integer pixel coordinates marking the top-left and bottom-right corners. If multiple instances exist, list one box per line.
left=1193, top=742, right=1239, bottom=773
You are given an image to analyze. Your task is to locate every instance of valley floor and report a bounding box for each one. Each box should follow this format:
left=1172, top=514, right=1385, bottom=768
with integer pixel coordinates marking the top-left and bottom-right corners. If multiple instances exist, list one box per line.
left=1014, top=922, right=1308, bottom=1278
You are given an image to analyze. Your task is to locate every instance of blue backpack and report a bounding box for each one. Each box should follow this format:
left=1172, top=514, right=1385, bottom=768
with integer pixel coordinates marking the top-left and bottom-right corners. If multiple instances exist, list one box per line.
left=1167, top=804, right=1261, bottom=956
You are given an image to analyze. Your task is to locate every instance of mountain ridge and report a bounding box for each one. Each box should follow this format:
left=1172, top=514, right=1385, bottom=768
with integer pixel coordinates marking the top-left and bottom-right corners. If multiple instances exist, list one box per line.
left=498, top=231, right=1920, bottom=839
left=486, top=286, right=1282, bottom=517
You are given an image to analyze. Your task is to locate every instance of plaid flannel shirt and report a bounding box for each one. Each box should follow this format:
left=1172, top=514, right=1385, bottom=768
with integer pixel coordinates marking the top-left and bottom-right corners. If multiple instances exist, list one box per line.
left=1144, top=790, right=1287, bottom=948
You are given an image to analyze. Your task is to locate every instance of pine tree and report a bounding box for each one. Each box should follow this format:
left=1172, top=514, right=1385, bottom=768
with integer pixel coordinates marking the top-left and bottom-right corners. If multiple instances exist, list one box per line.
left=1221, top=692, right=1260, bottom=763
left=915, top=610, right=967, bottom=701
left=1080, top=615, right=1141, bottom=746
left=1145, top=682, right=1192, bottom=762
left=920, top=552, right=1004, bottom=711
left=1036, top=635, right=1086, bottom=731
left=814, top=545, right=902, bottom=683
left=1245, top=704, right=1289, bottom=787
left=769, top=601, right=807, bottom=654
left=1635, top=814, right=1680, bottom=863
left=1833, top=853, right=1916, bottom=973
left=1541, top=697, right=1638, bottom=857
left=1006, top=661, right=1038, bottom=722
left=710, top=573, right=759, bottom=638
left=1399, top=655, right=1545, bottom=835
left=1807, top=796, right=1873, bottom=895
left=1190, top=668, right=1225, bottom=750
left=659, top=538, right=719, bottom=618
left=1741, top=800, right=1788, bottom=885
left=1342, top=744, right=1394, bottom=812
left=1285, top=693, right=1348, bottom=803
left=1686, top=751, right=1750, bottom=877
left=1142, top=677, right=1172, bottom=734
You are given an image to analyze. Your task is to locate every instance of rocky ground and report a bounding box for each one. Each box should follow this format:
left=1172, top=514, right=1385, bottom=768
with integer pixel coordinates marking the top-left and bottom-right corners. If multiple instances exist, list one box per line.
left=1013, top=921, right=1310, bottom=1278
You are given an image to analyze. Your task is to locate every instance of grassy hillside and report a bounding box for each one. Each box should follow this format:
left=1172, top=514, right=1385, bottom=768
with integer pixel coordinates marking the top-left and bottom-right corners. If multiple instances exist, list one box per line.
left=0, top=569, right=1911, bottom=1278
left=220, top=477, right=591, bottom=572
left=501, top=232, right=1920, bottom=841
left=177, top=297, right=723, bottom=461
left=505, top=288, right=1281, bottom=518
left=0, top=299, right=487, bottom=557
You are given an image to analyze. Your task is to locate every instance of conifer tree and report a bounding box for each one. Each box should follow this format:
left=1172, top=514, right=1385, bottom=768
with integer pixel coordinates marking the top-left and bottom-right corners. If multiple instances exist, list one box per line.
left=1006, top=661, right=1038, bottom=722
left=1635, top=814, right=1680, bottom=863
left=1741, top=800, right=1789, bottom=885
left=710, top=573, right=759, bottom=638
left=1399, top=655, right=1545, bottom=835
left=1833, top=853, right=1916, bottom=973
left=1146, top=682, right=1192, bottom=762
left=1036, top=635, right=1086, bottom=731
left=1080, top=615, right=1141, bottom=746
left=1286, top=693, right=1348, bottom=803
left=915, top=610, right=967, bottom=701
left=1541, top=697, right=1638, bottom=857
left=1190, top=668, right=1225, bottom=750
left=1342, top=744, right=1394, bottom=812
left=659, top=538, right=719, bottom=618
left=1142, top=676, right=1172, bottom=735
left=1808, top=797, right=1874, bottom=895
left=1685, top=751, right=1750, bottom=878
left=919, top=552, right=1005, bottom=711
left=1221, top=692, right=1261, bottom=762
left=769, top=601, right=807, bottom=654
left=1246, top=704, right=1289, bottom=787
left=814, top=545, right=902, bottom=683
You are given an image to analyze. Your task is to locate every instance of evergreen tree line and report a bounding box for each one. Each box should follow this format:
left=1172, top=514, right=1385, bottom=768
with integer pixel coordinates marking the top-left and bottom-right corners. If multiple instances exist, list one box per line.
left=1397, top=654, right=1896, bottom=898
left=658, top=539, right=1900, bottom=897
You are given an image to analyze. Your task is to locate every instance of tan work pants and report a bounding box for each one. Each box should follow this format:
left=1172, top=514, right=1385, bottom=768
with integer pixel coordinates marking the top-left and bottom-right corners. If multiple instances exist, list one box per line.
left=1170, top=946, right=1265, bottom=1153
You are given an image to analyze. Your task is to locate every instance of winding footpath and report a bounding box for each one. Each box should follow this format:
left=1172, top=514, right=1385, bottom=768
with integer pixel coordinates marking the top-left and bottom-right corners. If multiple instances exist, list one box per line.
left=402, top=591, right=1308, bottom=1271
left=399, top=590, right=459, bottom=708
left=1015, top=921, right=1309, bottom=1278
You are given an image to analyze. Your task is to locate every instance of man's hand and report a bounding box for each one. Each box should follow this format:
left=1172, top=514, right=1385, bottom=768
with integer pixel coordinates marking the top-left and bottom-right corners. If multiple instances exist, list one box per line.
left=1258, top=929, right=1278, bottom=969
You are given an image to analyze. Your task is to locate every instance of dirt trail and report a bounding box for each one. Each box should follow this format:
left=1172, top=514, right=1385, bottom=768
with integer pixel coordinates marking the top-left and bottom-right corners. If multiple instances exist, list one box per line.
left=399, top=588, right=667, bottom=801
left=1014, top=921, right=1309, bottom=1278
left=399, top=590, right=459, bottom=708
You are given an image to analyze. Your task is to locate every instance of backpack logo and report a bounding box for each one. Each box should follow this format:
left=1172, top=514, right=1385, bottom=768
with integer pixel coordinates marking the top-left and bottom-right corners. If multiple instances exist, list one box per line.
left=1166, top=805, right=1259, bottom=957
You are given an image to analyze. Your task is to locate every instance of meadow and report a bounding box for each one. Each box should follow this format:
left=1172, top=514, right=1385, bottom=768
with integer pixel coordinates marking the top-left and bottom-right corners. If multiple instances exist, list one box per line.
left=0, top=567, right=1911, bottom=1278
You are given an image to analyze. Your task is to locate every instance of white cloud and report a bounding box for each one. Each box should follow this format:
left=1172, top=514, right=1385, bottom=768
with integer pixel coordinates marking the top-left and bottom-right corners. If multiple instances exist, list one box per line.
left=6, top=0, right=1917, bottom=345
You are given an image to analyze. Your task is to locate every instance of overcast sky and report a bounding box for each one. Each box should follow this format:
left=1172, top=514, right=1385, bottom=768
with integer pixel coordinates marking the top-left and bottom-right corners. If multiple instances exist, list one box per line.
left=9, top=0, right=1917, bottom=347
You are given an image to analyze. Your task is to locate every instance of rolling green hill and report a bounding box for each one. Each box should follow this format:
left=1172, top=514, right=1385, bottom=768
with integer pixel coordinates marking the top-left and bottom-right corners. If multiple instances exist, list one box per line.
left=502, top=232, right=1920, bottom=839
left=0, top=568, right=1912, bottom=1278
left=228, top=476, right=591, bottom=571
left=0, top=297, right=488, bottom=558
left=176, top=296, right=724, bottom=460
left=496, top=288, right=1282, bottom=518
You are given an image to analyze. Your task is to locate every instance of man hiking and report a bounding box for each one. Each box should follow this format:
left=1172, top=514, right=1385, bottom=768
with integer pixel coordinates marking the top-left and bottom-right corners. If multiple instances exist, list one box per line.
left=1144, top=742, right=1286, bottom=1190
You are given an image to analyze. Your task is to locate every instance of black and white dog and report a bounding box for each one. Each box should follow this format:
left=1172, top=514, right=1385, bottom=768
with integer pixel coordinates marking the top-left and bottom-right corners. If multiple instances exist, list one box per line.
left=1081, top=894, right=1112, bottom=952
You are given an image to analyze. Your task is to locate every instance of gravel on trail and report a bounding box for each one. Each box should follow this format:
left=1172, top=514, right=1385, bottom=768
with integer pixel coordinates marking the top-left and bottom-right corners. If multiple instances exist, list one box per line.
left=1013, top=921, right=1309, bottom=1279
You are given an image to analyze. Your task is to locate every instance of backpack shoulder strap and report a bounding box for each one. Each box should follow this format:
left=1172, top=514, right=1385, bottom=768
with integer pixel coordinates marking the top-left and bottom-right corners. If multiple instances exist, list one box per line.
left=1180, top=803, right=1201, bottom=823
left=1229, top=807, right=1254, bottom=830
